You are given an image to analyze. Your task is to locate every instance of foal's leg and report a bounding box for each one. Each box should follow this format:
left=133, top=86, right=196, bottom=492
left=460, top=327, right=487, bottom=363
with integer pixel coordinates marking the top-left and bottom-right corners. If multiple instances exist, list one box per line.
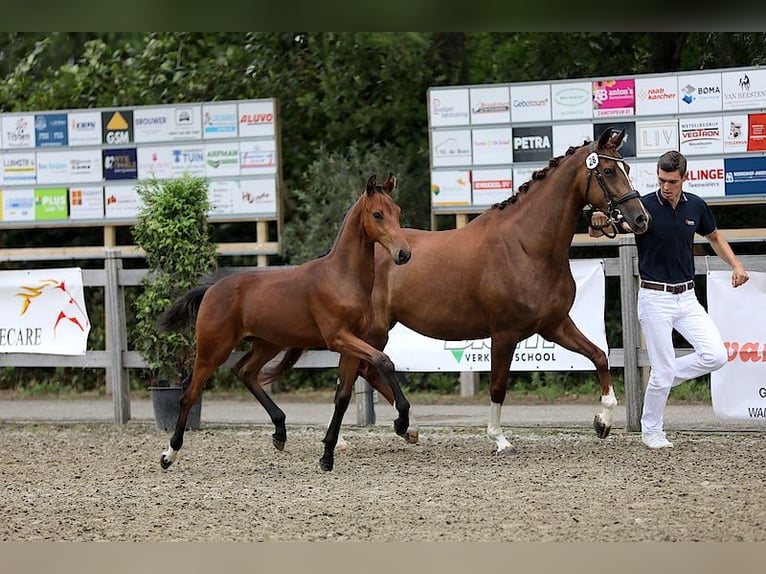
left=233, top=342, right=287, bottom=450
left=161, top=358, right=226, bottom=469
left=486, top=334, right=519, bottom=456
left=541, top=315, right=615, bottom=438
left=320, top=355, right=360, bottom=472
left=358, top=362, right=419, bottom=444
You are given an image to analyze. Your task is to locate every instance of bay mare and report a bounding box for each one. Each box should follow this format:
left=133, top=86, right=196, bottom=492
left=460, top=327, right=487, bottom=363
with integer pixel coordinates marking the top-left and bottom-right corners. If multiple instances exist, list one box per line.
left=157, top=174, right=412, bottom=472
left=271, top=129, right=650, bottom=458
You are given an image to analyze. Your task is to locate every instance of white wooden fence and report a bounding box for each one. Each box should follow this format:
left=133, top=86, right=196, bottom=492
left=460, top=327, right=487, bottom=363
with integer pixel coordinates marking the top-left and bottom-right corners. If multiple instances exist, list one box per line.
left=2, top=234, right=765, bottom=431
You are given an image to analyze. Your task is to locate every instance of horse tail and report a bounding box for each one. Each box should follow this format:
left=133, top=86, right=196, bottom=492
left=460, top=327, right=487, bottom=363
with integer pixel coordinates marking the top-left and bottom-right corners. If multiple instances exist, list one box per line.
left=259, top=347, right=307, bottom=386
left=157, top=286, right=210, bottom=332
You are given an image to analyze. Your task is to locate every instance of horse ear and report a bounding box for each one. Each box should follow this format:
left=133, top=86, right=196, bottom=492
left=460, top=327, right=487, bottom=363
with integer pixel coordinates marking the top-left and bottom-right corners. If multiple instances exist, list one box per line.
left=382, top=172, right=396, bottom=193
left=597, top=127, right=614, bottom=148
left=366, top=174, right=377, bottom=196
left=611, top=128, right=626, bottom=149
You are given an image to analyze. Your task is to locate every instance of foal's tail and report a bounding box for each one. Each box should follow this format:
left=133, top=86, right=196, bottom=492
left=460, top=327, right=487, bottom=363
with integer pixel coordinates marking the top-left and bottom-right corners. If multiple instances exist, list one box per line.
left=259, top=347, right=307, bottom=386
left=157, top=286, right=210, bottom=332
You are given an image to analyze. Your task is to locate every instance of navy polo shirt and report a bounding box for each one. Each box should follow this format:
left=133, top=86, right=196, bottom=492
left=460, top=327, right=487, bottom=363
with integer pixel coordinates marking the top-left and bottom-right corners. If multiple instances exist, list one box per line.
left=634, top=190, right=717, bottom=284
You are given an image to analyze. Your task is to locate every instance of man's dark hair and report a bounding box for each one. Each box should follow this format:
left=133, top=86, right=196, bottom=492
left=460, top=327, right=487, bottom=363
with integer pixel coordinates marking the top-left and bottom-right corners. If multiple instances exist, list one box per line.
left=657, top=150, right=687, bottom=176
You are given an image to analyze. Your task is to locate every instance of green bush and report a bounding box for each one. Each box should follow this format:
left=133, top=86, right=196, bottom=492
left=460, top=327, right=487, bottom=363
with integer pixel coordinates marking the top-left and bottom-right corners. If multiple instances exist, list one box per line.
left=131, top=174, right=218, bottom=387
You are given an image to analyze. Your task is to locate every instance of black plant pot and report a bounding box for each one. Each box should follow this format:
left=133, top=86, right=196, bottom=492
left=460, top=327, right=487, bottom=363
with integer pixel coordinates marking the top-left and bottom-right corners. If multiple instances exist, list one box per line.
left=149, top=387, right=202, bottom=432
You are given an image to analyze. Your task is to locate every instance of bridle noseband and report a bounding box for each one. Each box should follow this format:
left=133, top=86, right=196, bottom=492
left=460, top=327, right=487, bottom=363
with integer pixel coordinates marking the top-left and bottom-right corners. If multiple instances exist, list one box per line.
left=583, top=142, right=640, bottom=238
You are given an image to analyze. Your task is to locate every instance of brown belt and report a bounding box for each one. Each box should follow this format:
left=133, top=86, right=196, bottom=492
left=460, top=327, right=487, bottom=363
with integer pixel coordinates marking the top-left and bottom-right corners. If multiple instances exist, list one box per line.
left=640, top=280, right=694, bottom=294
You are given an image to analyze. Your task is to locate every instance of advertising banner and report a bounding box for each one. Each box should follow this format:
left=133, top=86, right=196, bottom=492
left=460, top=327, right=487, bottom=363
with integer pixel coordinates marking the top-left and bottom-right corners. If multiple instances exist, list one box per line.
left=0, top=268, right=90, bottom=355
left=384, top=259, right=606, bottom=372
left=709, top=270, right=766, bottom=421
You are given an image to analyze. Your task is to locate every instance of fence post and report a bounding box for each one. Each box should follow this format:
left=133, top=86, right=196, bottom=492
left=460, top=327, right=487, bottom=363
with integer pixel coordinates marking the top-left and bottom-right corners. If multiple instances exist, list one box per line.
left=354, top=377, right=375, bottom=426
left=460, top=371, right=480, bottom=396
left=105, top=249, right=131, bottom=424
left=618, top=236, right=642, bottom=432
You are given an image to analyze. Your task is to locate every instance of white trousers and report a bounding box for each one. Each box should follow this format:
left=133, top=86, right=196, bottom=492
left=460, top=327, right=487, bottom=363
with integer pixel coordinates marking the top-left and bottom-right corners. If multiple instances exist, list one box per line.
left=637, top=288, right=727, bottom=434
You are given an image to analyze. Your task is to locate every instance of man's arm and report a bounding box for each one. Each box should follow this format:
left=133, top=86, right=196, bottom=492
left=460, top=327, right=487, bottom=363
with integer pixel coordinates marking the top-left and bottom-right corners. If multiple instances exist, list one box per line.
left=706, top=230, right=750, bottom=288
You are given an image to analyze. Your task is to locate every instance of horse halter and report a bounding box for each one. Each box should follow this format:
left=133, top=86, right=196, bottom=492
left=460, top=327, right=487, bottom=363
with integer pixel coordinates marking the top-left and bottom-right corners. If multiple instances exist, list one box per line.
left=583, top=143, right=640, bottom=238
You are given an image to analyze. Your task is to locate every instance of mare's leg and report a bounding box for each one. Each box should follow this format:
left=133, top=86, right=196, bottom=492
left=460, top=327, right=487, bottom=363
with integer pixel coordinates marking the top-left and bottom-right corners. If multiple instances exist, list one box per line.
left=541, top=315, right=615, bottom=438
left=320, top=355, right=360, bottom=471
left=233, top=342, right=287, bottom=450
left=487, top=334, right=519, bottom=456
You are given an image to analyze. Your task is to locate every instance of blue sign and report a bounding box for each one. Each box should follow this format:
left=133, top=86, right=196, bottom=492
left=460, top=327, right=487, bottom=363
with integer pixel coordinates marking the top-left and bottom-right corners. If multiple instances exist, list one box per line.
left=724, top=156, right=766, bottom=196
left=35, top=113, right=69, bottom=147
left=103, top=148, right=138, bottom=180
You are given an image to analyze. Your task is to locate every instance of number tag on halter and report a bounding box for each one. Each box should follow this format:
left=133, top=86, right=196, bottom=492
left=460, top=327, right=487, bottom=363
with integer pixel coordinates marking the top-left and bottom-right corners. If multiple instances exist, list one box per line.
left=586, top=152, right=599, bottom=170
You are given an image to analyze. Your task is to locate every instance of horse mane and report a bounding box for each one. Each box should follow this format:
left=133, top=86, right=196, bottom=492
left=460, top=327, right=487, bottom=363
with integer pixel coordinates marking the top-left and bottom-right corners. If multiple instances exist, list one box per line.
left=491, top=141, right=589, bottom=211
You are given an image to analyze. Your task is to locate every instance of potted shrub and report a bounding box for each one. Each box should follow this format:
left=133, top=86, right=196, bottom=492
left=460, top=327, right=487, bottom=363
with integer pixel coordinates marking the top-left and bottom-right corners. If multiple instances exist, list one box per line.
left=132, top=174, right=218, bottom=431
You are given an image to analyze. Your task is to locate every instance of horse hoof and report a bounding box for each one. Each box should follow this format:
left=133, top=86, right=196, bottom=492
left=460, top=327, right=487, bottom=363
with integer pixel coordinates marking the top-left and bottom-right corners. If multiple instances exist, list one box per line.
left=393, top=417, right=409, bottom=437
left=404, top=430, right=419, bottom=444
left=272, top=437, right=286, bottom=451
left=593, top=415, right=611, bottom=439
left=160, top=455, right=173, bottom=470
left=495, top=446, right=519, bottom=457
left=319, top=457, right=334, bottom=472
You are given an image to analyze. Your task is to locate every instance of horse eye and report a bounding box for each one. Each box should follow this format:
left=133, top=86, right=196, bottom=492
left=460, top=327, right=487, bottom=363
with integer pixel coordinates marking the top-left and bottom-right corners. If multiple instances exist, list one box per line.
left=373, top=211, right=383, bottom=220
left=604, top=167, right=614, bottom=176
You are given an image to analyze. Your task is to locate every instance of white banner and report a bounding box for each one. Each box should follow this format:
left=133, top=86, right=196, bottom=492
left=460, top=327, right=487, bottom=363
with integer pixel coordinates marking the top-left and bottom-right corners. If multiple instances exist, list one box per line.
left=384, top=259, right=607, bottom=372
left=0, top=268, right=90, bottom=355
left=709, top=270, right=766, bottom=421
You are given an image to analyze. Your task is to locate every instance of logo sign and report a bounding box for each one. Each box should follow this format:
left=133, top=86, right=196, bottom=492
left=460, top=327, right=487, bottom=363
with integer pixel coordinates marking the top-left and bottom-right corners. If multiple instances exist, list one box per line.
left=677, top=72, right=722, bottom=113
left=679, top=116, right=723, bottom=156
left=238, top=178, right=278, bottom=215
left=1, top=188, right=34, bottom=221
left=104, top=184, right=140, bottom=219
left=170, top=146, right=206, bottom=177
left=69, top=186, right=104, bottom=220
left=101, top=110, right=133, bottom=145
left=103, top=148, right=138, bottom=180
left=724, top=156, right=766, bottom=196
left=2, top=114, right=34, bottom=149
left=429, top=88, right=470, bottom=127
left=239, top=140, right=277, bottom=174
left=709, top=270, right=766, bottom=421
left=202, top=103, right=238, bottom=139
left=592, top=78, right=635, bottom=117
left=685, top=158, right=725, bottom=198
left=469, top=86, right=511, bottom=125
left=634, top=76, right=678, bottom=116
left=35, top=113, right=68, bottom=147
left=205, top=143, right=240, bottom=176
left=34, top=188, right=68, bottom=220
left=510, top=83, right=551, bottom=122
left=552, top=123, right=593, bottom=156
left=636, top=120, right=678, bottom=157
left=593, top=122, right=636, bottom=157
left=0, top=268, right=91, bottom=355
left=37, top=150, right=102, bottom=184
left=471, top=127, right=512, bottom=165
left=68, top=112, right=102, bottom=147
left=511, top=126, right=552, bottom=163
left=471, top=168, right=513, bottom=206
left=137, top=146, right=174, bottom=180
left=430, top=170, right=471, bottom=207
left=2, top=153, right=36, bottom=184
left=723, top=113, right=748, bottom=153
left=431, top=129, right=471, bottom=167
left=552, top=81, right=592, bottom=120
left=747, top=113, right=766, bottom=151
left=722, top=69, right=766, bottom=111
left=238, top=101, right=276, bottom=137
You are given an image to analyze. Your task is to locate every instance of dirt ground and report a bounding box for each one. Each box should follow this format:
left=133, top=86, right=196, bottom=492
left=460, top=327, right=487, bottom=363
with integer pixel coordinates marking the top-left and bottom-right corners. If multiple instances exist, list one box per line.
left=1, top=422, right=764, bottom=542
